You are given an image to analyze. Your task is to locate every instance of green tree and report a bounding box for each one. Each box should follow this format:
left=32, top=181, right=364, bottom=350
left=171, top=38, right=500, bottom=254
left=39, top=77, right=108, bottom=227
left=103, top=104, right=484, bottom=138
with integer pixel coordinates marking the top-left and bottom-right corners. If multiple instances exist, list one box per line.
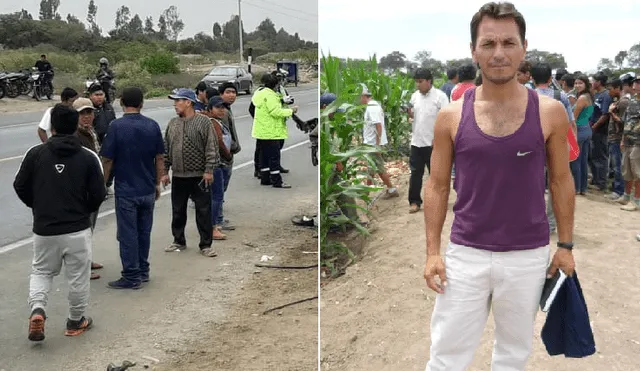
left=380, top=51, right=407, bottom=70
left=627, top=43, right=640, bottom=68
left=39, top=0, right=60, bottom=21
left=525, top=49, right=567, bottom=69
left=144, top=16, right=154, bottom=35
left=213, top=22, right=222, bottom=38
left=161, top=6, right=184, bottom=41
left=86, top=0, right=100, bottom=36
left=597, top=58, right=615, bottom=71
left=114, top=5, right=130, bottom=30
left=615, top=50, right=628, bottom=69
left=66, top=13, right=81, bottom=24
left=157, top=15, right=168, bottom=40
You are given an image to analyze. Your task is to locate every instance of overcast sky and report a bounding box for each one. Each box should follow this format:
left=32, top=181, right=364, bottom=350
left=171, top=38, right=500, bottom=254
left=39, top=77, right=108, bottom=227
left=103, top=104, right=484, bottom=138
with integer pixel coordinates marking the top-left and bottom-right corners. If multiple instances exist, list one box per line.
left=1, top=0, right=318, bottom=41
left=320, top=0, right=639, bottom=72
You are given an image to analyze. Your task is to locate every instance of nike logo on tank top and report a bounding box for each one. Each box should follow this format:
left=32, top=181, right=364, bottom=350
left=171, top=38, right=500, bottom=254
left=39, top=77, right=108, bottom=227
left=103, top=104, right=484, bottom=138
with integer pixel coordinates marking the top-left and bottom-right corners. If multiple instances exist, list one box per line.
left=449, top=87, right=550, bottom=252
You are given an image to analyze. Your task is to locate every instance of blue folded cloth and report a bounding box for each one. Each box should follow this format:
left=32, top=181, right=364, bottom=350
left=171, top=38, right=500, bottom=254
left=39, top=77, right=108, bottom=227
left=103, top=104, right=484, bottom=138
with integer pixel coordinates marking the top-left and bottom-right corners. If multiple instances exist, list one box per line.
left=541, top=271, right=596, bottom=358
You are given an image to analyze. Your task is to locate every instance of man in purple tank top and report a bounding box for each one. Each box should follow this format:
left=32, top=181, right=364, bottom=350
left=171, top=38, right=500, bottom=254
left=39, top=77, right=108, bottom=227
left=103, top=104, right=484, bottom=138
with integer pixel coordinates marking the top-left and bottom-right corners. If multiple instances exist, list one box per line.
left=422, top=3, right=577, bottom=371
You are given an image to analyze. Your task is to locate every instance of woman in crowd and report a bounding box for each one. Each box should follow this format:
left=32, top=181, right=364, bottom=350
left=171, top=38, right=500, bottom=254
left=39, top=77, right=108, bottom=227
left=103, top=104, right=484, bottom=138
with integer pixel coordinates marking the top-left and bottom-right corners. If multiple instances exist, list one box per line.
left=571, top=75, right=595, bottom=195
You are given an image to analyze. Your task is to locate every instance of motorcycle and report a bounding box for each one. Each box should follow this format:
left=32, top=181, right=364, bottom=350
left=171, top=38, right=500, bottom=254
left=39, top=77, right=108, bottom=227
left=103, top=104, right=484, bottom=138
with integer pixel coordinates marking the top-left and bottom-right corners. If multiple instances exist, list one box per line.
left=292, top=115, right=318, bottom=166
left=31, top=68, right=53, bottom=101
left=0, top=72, right=8, bottom=99
left=4, top=69, right=32, bottom=98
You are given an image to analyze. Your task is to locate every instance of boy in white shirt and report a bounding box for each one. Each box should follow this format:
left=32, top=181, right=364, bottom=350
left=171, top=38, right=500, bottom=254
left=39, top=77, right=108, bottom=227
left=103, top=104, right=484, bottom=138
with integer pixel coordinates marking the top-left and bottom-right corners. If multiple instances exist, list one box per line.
left=37, top=88, right=79, bottom=143
left=360, top=86, right=399, bottom=199
left=407, top=69, right=449, bottom=213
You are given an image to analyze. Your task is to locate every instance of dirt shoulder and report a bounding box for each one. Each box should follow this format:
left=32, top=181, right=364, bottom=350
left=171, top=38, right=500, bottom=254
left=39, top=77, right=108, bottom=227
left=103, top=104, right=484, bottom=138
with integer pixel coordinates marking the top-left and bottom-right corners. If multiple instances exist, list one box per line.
left=320, top=165, right=640, bottom=371
left=152, top=221, right=319, bottom=371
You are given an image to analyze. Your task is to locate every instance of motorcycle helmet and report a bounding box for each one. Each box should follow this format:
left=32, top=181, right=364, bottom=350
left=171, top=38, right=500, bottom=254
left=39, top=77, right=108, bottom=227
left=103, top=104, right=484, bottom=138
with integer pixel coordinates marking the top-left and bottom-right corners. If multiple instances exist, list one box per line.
left=99, top=57, right=109, bottom=66
left=620, top=72, right=636, bottom=85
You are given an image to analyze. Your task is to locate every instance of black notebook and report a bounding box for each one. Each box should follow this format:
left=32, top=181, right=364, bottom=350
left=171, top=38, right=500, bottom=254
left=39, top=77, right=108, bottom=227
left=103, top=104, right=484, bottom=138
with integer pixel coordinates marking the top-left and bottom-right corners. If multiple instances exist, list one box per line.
left=540, top=269, right=567, bottom=312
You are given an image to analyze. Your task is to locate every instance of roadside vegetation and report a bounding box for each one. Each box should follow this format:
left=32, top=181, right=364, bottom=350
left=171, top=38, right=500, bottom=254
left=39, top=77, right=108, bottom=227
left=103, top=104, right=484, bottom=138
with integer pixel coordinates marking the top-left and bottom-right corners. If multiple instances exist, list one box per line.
left=0, top=1, right=318, bottom=98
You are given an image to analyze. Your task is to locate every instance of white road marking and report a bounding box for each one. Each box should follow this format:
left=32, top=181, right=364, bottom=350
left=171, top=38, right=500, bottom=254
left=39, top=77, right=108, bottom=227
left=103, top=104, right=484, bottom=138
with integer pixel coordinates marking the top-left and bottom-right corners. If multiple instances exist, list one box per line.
left=0, top=139, right=311, bottom=255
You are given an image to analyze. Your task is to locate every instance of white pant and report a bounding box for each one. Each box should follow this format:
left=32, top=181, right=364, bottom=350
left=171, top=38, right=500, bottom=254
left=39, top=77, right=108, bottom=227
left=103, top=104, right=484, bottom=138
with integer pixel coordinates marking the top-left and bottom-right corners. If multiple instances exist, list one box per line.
left=426, top=242, right=549, bottom=371
left=29, top=228, right=92, bottom=321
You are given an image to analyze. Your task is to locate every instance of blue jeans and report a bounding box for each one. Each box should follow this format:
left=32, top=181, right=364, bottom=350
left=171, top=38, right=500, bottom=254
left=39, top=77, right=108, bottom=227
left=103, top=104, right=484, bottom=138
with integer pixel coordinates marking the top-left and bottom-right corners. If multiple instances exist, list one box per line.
left=219, top=167, right=231, bottom=223
left=211, top=168, right=226, bottom=226
left=571, top=125, right=592, bottom=193
left=609, top=142, right=624, bottom=195
left=115, top=194, right=155, bottom=283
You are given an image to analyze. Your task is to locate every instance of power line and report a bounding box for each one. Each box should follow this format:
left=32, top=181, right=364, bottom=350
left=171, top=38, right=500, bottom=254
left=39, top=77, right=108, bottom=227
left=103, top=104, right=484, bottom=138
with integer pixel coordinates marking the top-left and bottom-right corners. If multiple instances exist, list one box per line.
left=256, top=0, right=318, bottom=18
left=241, top=0, right=317, bottom=22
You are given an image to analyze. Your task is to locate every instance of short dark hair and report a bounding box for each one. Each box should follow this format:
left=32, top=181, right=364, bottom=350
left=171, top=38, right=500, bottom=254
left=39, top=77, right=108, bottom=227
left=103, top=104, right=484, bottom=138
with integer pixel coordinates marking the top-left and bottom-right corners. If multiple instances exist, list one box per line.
left=206, top=88, right=219, bottom=100
left=607, top=78, right=622, bottom=89
left=51, top=104, right=78, bottom=135
left=41, top=54, right=46, bottom=58
left=458, top=63, right=477, bottom=81
left=195, top=81, right=207, bottom=93
left=518, top=60, right=531, bottom=73
left=120, top=87, right=144, bottom=108
left=60, top=87, right=78, bottom=102
left=555, top=68, right=568, bottom=81
left=561, top=73, right=575, bottom=89
left=261, top=73, right=278, bottom=90
left=414, top=68, right=433, bottom=81
left=470, top=2, right=526, bottom=49
left=530, top=62, right=552, bottom=85
left=446, top=68, right=458, bottom=80
left=88, top=84, right=104, bottom=94
left=218, top=82, right=237, bottom=95
left=593, top=72, right=608, bottom=85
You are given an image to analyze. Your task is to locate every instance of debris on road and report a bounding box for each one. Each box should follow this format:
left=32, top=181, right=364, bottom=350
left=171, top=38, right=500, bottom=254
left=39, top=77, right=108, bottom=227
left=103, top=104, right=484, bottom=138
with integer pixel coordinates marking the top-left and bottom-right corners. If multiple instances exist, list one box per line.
left=106, top=360, right=136, bottom=371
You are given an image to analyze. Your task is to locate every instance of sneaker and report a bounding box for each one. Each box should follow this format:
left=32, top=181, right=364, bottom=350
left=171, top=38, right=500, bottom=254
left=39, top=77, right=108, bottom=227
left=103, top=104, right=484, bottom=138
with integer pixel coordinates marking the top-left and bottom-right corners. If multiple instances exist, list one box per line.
left=141, top=275, right=149, bottom=283
left=64, top=316, right=93, bottom=337
left=381, top=189, right=400, bottom=199
left=606, top=192, right=622, bottom=200
left=28, top=308, right=46, bottom=341
left=165, top=243, right=186, bottom=252
left=200, top=247, right=218, bottom=257
left=107, top=278, right=141, bottom=290
left=221, top=220, right=236, bottom=231
left=615, top=195, right=630, bottom=204
left=621, top=202, right=639, bottom=211
left=273, top=183, right=292, bottom=189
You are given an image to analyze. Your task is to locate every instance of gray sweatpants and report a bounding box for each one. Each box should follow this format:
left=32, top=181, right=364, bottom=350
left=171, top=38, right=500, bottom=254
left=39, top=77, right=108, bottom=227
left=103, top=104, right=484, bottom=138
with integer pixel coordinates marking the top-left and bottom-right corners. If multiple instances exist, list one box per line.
left=29, top=228, right=92, bottom=321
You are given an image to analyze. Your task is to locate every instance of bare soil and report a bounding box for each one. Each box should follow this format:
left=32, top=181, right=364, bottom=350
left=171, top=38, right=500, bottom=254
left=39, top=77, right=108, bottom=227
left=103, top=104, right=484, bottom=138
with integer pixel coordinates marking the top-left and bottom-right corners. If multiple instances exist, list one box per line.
left=151, top=222, right=319, bottom=371
left=320, top=163, right=640, bottom=371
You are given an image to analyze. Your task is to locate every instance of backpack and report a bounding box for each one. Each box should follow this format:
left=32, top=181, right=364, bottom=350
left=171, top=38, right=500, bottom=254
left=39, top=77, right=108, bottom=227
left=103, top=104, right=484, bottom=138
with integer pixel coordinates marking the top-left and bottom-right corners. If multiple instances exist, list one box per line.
left=550, top=88, right=580, bottom=162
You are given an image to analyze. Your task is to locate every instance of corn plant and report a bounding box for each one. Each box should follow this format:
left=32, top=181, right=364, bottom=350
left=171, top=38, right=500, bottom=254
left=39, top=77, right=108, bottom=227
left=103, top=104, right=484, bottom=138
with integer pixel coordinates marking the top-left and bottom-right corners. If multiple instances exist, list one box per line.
left=320, top=53, right=416, bottom=274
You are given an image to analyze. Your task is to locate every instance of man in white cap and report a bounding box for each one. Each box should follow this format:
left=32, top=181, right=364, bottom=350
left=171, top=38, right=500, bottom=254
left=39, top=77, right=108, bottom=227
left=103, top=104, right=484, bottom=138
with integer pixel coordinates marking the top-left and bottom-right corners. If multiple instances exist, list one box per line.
left=360, top=85, right=399, bottom=199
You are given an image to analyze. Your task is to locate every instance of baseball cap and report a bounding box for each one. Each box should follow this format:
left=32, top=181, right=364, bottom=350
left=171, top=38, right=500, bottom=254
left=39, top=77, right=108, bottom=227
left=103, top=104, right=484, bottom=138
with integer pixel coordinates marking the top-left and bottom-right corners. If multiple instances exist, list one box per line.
left=168, top=88, right=197, bottom=103
left=320, top=93, right=337, bottom=107
left=360, top=84, right=372, bottom=96
left=207, top=96, right=226, bottom=110
left=72, top=97, right=94, bottom=112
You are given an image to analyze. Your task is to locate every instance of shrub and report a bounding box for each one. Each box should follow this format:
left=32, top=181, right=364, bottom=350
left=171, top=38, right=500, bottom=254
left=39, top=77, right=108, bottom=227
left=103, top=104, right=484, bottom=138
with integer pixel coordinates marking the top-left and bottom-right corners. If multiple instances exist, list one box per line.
left=140, top=51, right=180, bottom=75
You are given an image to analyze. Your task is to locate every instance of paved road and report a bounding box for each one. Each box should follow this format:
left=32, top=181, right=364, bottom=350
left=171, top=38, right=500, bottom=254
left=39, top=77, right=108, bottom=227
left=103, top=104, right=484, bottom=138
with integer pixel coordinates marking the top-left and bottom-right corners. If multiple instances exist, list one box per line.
left=0, top=85, right=318, bottom=248
left=0, top=87, right=318, bottom=370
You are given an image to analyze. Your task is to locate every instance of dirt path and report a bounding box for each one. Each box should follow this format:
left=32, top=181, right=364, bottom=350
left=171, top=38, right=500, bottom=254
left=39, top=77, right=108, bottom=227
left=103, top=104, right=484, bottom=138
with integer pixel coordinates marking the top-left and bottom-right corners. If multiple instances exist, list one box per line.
left=152, top=221, right=319, bottom=371
left=320, top=164, right=640, bottom=371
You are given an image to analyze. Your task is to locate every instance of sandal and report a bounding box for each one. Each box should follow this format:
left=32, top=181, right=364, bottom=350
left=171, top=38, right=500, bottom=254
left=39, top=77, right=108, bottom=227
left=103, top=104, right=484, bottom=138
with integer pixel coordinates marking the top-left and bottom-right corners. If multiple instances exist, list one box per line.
left=292, top=215, right=316, bottom=227
left=90, top=272, right=100, bottom=280
left=213, top=227, right=227, bottom=240
left=91, top=262, right=103, bottom=270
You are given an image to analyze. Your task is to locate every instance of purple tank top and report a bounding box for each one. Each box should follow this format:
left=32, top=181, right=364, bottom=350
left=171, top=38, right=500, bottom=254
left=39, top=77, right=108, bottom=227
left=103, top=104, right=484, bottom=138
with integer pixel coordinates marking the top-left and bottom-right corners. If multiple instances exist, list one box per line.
left=450, top=88, right=549, bottom=252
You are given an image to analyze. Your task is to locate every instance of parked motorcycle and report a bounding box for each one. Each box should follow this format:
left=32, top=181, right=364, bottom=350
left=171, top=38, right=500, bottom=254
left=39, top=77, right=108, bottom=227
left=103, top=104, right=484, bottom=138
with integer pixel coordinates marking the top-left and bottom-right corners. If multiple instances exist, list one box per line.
left=4, top=69, right=31, bottom=98
left=0, top=72, right=8, bottom=99
left=31, top=67, right=53, bottom=101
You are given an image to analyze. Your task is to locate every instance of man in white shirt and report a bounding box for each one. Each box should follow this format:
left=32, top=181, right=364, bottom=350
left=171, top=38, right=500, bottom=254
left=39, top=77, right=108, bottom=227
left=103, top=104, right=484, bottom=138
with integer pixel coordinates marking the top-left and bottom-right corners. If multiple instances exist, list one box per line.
left=37, top=88, right=79, bottom=143
left=360, top=85, right=399, bottom=199
left=407, top=69, right=449, bottom=213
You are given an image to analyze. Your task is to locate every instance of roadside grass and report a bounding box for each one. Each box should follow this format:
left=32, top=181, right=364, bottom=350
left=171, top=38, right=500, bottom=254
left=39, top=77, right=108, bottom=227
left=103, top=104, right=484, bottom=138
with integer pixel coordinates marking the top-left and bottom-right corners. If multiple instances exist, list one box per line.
left=0, top=47, right=315, bottom=99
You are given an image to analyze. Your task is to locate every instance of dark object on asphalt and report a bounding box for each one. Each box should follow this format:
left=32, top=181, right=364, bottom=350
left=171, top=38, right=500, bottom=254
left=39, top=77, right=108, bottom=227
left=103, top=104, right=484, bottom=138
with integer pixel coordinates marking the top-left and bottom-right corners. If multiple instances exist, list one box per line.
left=292, top=215, right=315, bottom=227
left=255, top=263, right=317, bottom=270
left=107, top=360, right=136, bottom=371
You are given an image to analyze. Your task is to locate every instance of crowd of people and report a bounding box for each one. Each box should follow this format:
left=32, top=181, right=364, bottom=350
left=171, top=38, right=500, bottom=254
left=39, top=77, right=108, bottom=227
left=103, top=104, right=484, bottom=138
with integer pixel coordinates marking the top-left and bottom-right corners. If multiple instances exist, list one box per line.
left=13, top=70, right=302, bottom=341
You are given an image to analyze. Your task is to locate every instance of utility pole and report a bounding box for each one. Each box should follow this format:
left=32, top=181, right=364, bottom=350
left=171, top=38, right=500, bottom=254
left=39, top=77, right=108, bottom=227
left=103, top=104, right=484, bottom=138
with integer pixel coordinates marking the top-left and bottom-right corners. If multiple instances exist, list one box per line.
left=238, top=0, right=244, bottom=66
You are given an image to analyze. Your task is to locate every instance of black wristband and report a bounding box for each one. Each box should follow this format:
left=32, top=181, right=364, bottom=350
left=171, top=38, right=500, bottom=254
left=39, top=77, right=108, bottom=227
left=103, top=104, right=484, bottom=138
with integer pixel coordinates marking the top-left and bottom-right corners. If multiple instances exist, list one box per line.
left=557, top=242, right=574, bottom=250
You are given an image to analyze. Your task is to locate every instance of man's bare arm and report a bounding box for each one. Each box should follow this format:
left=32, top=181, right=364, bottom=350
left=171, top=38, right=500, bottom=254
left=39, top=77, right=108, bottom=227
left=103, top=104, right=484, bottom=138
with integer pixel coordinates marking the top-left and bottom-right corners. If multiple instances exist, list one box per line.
left=101, top=158, right=113, bottom=184
left=375, top=123, right=382, bottom=145
left=546, top=102, right=575, bottom=244
left=424, top=108, right=455, bottom=258
left=37, top=128, right=48, bottom=143
left=155, top=155, right=165, bottom=185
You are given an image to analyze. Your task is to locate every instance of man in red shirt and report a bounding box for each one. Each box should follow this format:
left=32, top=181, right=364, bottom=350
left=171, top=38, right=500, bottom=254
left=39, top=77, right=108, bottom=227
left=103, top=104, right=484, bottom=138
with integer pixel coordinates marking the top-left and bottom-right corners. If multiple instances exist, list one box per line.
left=450, top=64, right=478, bottom=101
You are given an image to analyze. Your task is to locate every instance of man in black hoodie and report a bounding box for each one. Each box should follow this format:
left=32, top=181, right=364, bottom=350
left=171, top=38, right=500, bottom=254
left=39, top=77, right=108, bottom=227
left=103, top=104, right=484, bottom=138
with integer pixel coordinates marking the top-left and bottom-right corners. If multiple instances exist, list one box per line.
left=14, top=104, right=106, bottom=342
